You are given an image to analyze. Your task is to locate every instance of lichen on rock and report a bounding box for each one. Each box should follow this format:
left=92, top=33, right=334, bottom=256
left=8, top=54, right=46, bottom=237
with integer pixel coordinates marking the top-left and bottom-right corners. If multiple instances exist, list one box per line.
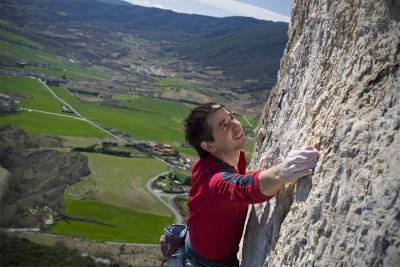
left=240, top=1, right=399, bottom=266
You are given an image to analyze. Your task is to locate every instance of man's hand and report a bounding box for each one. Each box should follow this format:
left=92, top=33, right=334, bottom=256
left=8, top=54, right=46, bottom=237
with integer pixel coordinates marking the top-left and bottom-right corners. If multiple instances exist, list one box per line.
left=279, top=146, right=319, bottom=182
left=258, top=146, right=320, bottom=197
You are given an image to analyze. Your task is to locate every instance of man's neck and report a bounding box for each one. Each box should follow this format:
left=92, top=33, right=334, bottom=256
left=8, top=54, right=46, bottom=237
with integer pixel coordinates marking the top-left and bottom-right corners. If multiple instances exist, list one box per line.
left=213, top=150, right=241, bottom=168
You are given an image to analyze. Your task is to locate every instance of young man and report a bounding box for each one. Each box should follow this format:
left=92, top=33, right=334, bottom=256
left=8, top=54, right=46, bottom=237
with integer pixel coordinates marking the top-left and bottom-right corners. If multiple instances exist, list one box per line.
left=183, top=103, right=319, bottom=267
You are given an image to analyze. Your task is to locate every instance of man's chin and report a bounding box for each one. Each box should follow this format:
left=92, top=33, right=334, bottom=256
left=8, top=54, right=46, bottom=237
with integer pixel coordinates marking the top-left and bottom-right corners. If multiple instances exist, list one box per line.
left=236, top=134, right=246, bottom=147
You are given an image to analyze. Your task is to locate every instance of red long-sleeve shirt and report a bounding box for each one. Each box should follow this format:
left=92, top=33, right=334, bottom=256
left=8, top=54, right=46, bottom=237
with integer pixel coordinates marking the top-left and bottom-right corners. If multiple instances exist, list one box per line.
left=187, top=151, right=274, bottom=260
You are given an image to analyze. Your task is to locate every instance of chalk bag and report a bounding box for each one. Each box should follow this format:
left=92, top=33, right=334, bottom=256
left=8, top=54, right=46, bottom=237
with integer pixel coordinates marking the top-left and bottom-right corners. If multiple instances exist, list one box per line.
left=160, top=224, right=187, bottom=258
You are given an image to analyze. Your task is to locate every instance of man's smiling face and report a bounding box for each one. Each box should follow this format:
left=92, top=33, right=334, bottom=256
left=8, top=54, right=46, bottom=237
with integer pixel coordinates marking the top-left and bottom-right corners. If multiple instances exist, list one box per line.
left=203, top=107, right=246, bottom=155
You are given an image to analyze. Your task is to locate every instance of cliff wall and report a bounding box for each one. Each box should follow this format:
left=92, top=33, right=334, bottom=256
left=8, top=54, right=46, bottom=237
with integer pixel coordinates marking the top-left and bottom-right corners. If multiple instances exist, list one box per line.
left=240, top=1, right=399, bottom=266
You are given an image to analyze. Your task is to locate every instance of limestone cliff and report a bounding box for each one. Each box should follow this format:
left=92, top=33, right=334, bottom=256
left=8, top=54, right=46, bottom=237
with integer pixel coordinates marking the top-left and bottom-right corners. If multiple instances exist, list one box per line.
left=240, top=1, right=399, bottom=266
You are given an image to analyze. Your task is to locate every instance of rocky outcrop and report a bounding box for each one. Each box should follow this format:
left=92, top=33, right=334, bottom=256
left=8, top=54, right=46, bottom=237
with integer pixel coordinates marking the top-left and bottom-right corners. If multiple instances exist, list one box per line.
left=0, top=126, right=90, bottom=228
left=240, top=1, right=399, bottom=266
left=0, top=125, right=62, bottom=161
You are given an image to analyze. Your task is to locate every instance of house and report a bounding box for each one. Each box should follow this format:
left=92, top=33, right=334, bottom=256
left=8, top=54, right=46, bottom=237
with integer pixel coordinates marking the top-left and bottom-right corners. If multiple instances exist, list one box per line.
left=61, top=105, right=73, bottom=113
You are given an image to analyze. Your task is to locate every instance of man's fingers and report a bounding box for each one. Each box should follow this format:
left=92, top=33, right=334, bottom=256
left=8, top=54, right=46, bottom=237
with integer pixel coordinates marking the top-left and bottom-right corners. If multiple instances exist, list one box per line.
left=290, top=168, right=313, bottom=181
left=287, top=162, right=315, bottom=173
left=286, top=156, right=310, bottom=165
left=297, top=150, right=319, bottom=158
left=288, top=149, right=319, bottom=160
left=282, top=148, right=320, bottom=181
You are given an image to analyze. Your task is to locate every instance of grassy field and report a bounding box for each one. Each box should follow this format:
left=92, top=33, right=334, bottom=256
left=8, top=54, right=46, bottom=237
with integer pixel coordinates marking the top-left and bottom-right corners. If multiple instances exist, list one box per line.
left=0, top=76, right=107, bottom=137
left=51, top=87, right=191, bottom=143
left=66, top=153, right=170, bottom=216
left=112, top=94, right=192, bottom=118
left=49, top=199, right=173, bottom=243
left=0, top=111, right=107, bottom=137
left=0, top=76, right=66, bottom=114
left=51, top=152, right=173, bottom=243
left=0, top=76, right=256, bottom=153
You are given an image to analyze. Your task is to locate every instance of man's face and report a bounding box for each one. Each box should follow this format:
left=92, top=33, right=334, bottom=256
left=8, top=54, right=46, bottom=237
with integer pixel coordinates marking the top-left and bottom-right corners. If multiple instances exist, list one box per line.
left=205, top=108, right=246, bottom=154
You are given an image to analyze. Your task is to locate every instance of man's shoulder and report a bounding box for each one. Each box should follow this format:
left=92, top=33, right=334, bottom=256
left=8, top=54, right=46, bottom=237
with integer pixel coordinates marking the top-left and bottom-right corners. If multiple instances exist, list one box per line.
left=193, top=155, right=219, bottom=178
left=194, top=154, right=217, bottom=168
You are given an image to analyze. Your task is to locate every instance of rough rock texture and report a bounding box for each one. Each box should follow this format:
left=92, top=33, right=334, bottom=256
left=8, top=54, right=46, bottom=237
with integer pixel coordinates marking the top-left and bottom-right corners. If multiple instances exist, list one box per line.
left=0, top=125, right=90, bottom=228
left=240, top=1, right=399, bottom=266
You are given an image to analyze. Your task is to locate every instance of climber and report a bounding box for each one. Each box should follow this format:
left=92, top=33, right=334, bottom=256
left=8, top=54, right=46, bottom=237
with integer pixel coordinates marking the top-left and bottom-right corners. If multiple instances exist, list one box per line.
left=181, top=102, right=319, bottom=267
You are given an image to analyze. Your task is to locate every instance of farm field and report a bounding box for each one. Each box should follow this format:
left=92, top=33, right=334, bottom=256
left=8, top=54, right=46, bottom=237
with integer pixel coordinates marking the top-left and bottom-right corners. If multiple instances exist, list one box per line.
left=0, top=76, right=69, bottom=114
left=49, top=199, right=173, bottom=243
left=51, top=86, right=191, bottom=144
left=49, top=151, right=172, bottom=243
left=66, top=153, right=170, bottom=216
left=0, top=76, right=107, bottom=137
left=0, top=111, right=107, bottom=137
left=111, top=94, right=192, bottom=118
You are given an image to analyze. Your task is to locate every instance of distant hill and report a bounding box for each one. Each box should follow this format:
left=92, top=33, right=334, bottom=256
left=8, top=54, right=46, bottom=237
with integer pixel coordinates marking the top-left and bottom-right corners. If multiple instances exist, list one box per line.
left=97, top=0, right=131, bottom=6
left=178, top=22, right=288, bottom=90
left=0, top=0, right=288, bottom=91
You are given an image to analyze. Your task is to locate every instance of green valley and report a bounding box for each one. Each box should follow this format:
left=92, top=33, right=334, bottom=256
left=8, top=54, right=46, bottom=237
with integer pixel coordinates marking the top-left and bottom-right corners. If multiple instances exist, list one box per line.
left=0, top=2, right=270, bottom=261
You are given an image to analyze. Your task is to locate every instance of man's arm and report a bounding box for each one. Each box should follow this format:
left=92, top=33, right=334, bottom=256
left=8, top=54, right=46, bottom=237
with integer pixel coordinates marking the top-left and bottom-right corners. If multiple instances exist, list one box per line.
left=258, top=147, right=319, bottom=196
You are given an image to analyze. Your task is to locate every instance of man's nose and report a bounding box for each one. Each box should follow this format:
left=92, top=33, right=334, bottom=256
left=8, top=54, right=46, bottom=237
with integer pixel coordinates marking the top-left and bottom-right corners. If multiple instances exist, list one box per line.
left=232, top=117, right=241, bottom=125
left=231, top=119, right=241, bottom=129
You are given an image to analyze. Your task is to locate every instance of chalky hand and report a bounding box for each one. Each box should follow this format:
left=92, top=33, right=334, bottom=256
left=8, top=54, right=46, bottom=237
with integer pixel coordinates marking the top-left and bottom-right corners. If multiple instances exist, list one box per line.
left=279, top=146, right=319, bottom=182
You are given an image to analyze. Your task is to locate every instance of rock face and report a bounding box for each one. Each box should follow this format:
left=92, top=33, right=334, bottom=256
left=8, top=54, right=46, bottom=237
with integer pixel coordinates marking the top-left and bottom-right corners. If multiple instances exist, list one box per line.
left=0, top=125, right=90, bottom=228
left=240, top=1, right=399, bottom=266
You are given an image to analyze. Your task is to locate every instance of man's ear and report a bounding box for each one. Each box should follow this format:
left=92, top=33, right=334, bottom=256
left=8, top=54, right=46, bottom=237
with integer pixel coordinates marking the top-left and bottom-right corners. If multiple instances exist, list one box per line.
left=200, top=141, right=215, bottom=153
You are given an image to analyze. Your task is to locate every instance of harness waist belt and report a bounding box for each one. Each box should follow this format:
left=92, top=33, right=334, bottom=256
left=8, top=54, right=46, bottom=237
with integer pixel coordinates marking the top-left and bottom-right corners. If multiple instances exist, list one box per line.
left=184, top=232, right=239, bottom=267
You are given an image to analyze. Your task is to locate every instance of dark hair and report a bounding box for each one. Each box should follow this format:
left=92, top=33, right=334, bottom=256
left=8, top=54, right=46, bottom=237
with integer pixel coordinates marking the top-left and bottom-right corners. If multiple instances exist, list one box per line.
left=184, top=102, right=224, bottom=157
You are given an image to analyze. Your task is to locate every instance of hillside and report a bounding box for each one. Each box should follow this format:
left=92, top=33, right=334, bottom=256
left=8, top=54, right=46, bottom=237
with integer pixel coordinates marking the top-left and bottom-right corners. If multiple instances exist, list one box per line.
left=178, top=23, right=288, bottom=91
left=0, top=125, right=89, bottom=228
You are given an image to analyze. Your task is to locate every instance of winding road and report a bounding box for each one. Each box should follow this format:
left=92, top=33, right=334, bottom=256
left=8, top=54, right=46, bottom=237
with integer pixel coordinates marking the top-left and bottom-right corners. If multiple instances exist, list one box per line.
left=146, top=171, right=183, bottom=224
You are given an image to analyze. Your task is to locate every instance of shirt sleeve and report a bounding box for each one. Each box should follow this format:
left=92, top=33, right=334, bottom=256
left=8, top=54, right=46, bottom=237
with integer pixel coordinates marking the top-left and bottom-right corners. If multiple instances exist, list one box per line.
left=208, top=170, right=275, bottom=204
